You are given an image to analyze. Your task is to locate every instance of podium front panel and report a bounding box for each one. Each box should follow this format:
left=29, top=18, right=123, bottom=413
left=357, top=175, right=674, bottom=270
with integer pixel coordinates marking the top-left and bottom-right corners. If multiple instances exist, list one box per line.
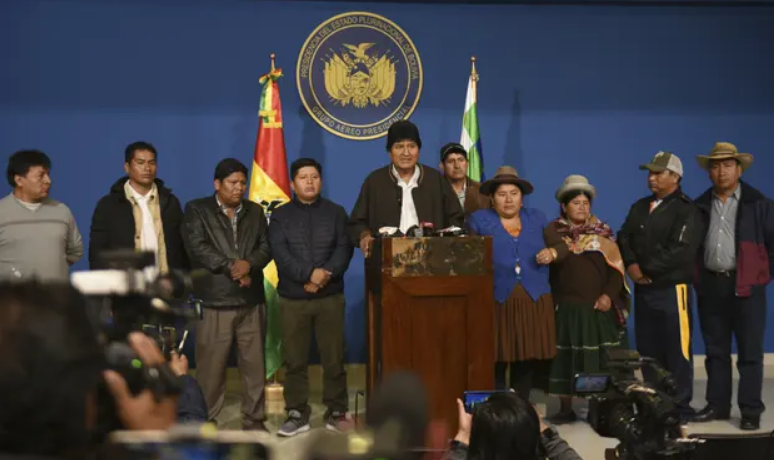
left=365, top=236, right=494, bottom=432
left=389, top=237, right=487, bottom=277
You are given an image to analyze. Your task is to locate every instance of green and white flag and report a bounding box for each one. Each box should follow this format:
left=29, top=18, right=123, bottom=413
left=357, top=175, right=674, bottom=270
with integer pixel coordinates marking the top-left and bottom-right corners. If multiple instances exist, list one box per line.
left=461, top=58, right=484, bottom=182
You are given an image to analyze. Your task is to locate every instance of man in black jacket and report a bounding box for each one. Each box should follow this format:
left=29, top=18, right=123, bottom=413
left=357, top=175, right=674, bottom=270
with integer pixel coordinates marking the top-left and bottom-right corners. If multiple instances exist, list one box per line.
left=269, top=158, right=353, bottom=437
left=182, top=158, right=272, bottom=431
left=89, top=141, right=187, bottom=272
left=617, top=151, right=701, bottom=422
left=349, top=120, right=464, bottom=257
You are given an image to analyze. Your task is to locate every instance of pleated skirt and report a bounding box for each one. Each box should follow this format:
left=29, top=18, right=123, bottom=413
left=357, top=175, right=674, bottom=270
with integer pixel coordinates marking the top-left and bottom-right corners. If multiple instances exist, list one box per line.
left=547, top=302, right=626, bottom=396
left=495, top=284, right=557, bottom=363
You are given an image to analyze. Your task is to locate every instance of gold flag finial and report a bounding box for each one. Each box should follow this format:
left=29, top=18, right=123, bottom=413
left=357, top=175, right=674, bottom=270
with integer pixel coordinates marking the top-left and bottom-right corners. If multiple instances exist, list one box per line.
left=470, top=56, right=478, bottom=82
left=270, top=53, right=276, bottom=71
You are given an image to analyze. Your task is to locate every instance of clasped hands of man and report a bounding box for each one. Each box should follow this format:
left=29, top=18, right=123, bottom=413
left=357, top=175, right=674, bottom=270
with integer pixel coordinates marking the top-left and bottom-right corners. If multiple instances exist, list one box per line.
left=230, top=259, right=253, bottom=288
left=305, top=268, right=333, bottom=294
left=230, top=259, right=331, bottom=293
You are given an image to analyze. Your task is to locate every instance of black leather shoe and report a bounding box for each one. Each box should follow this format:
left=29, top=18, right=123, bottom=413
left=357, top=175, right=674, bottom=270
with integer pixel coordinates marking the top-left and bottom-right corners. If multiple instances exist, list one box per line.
left=692, top=406, right=730, bottom=423
left=740, top=417, right=760, bottom=431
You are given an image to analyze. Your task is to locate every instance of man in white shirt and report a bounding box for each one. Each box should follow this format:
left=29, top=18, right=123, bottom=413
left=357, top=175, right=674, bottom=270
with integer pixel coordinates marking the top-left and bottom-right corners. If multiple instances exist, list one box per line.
left=348, top=120, right=464, bottom=257
left=89, top=141, right=187, bottom=273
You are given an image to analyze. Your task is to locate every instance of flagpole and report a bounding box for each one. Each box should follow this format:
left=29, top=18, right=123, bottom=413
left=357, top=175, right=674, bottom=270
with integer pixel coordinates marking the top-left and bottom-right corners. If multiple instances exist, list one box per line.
left=269, top=52, right=279, bottom=388
left=470, top=56, right=479, bottom=103
left=261, top=52, right=284, bottom=416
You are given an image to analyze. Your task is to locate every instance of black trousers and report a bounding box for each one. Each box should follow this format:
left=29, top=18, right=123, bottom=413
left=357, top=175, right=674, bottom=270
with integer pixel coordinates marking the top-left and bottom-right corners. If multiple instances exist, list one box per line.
left=494, top=360, right=549, bottom=401
left=697, top=274, right=766, bottom=418
left=635, top=284, right=694, bottom=417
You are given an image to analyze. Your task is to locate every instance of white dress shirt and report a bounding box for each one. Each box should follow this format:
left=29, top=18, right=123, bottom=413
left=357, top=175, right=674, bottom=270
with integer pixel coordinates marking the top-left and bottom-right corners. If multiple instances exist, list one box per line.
left=125, top=182, right=159, bottom=276
left=392, top=165, right=420, bottom=234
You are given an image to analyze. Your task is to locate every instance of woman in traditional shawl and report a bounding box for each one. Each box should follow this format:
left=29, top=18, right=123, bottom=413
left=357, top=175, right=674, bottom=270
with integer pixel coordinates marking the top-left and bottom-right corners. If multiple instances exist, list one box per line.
left=543, top=175, right=630, bottom=423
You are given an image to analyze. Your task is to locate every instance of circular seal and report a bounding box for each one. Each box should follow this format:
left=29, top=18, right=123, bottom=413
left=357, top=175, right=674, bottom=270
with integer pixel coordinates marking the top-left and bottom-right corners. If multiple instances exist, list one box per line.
left=296, top=11, right=423, bottom=141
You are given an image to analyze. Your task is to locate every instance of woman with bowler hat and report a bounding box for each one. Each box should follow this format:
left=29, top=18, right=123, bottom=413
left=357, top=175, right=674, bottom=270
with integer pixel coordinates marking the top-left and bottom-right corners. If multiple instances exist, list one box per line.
left=543, top=175, right=629, bottom=423
left=465, top=166, right=556, bottom=399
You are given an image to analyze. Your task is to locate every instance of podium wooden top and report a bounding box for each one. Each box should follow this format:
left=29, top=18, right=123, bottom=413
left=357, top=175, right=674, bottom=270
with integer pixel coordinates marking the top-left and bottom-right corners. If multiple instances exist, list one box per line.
left=379, top=235, right=491, bottom=277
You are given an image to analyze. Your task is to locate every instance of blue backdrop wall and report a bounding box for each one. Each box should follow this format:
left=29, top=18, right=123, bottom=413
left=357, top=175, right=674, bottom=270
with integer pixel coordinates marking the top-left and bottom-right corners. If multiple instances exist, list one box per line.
left=1, top=0, right=773, bottom=361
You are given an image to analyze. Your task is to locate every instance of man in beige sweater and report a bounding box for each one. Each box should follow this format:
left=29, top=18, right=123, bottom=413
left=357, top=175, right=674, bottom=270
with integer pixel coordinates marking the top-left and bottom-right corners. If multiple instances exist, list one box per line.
left=0, top=149, right=83, bottom=281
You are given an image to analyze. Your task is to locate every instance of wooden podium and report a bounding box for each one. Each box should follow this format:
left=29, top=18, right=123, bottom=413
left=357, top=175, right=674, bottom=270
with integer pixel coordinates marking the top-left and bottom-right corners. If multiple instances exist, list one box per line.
left=365, top=236, right=495, bottom=430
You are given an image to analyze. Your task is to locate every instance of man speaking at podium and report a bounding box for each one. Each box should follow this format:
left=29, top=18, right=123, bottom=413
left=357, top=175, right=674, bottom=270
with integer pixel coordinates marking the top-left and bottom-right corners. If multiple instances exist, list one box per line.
left=348, top=120, right=464, bottom=257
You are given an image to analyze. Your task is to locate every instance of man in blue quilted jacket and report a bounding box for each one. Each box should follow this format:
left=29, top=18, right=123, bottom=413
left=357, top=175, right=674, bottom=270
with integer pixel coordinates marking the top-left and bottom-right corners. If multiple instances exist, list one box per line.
left=268, top=158, right=354, bottom=437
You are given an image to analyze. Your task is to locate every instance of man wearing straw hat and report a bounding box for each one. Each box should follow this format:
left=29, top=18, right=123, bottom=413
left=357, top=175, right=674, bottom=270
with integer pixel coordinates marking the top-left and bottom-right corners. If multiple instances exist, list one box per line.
left=692, top=142, right=773, bottom=431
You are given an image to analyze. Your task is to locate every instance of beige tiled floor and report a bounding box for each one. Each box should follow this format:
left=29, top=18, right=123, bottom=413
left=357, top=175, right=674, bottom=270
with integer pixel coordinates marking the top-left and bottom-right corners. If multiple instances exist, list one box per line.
left=201, top=364, right=774, bottom=460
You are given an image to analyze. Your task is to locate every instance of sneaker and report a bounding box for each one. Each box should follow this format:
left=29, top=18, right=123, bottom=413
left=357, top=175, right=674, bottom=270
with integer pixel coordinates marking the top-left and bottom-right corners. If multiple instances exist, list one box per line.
left=325, top=411, right=349, bottom=432
left=277, top=410, right=310, bottom=437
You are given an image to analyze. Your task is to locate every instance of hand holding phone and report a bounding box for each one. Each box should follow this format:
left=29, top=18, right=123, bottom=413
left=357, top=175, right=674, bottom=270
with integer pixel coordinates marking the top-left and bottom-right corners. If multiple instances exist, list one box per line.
left=462, top=390, right=509, bottom=413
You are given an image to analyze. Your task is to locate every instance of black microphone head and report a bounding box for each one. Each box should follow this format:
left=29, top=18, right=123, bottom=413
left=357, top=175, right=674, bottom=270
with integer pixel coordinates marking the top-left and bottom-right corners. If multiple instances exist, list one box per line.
left=366, top=371, right=429, bottom=451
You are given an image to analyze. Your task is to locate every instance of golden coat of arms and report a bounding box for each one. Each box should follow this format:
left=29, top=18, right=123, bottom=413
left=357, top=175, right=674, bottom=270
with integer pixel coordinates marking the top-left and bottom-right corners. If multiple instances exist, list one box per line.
left=323, top=43, right=396, bottom=109
left=296, top=12, right=423, bottom=141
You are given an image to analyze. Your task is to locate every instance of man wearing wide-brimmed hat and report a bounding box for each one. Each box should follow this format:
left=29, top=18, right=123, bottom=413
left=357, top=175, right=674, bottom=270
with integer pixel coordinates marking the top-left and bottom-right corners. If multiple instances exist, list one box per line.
left=692, top=142, right=773, bottom=430
left=348, top=120, right=464, bottom=257
left=617, top=151, right=701, bottom=423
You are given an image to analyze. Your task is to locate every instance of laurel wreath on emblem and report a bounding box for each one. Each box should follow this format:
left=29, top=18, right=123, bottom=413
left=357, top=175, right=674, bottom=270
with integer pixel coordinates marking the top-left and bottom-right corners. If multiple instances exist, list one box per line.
left=323, top=43, right=397, bottom=108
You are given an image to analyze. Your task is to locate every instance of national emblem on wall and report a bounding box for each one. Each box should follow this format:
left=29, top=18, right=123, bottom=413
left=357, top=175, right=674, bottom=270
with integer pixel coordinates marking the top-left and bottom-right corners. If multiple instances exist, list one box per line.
left=296, top=11, right=423, bottom=141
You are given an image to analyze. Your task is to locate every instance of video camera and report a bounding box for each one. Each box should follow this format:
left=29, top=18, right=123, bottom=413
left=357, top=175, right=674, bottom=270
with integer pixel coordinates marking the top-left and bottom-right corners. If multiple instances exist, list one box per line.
left=70, top=249, right=201, bottom=432
left=575, top=349, right=703, bottom=460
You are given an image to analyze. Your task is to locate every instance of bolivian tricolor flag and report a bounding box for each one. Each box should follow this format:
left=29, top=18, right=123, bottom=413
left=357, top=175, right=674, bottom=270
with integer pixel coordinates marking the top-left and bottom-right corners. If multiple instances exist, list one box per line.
left=248, top=59, right=290, bottom=379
